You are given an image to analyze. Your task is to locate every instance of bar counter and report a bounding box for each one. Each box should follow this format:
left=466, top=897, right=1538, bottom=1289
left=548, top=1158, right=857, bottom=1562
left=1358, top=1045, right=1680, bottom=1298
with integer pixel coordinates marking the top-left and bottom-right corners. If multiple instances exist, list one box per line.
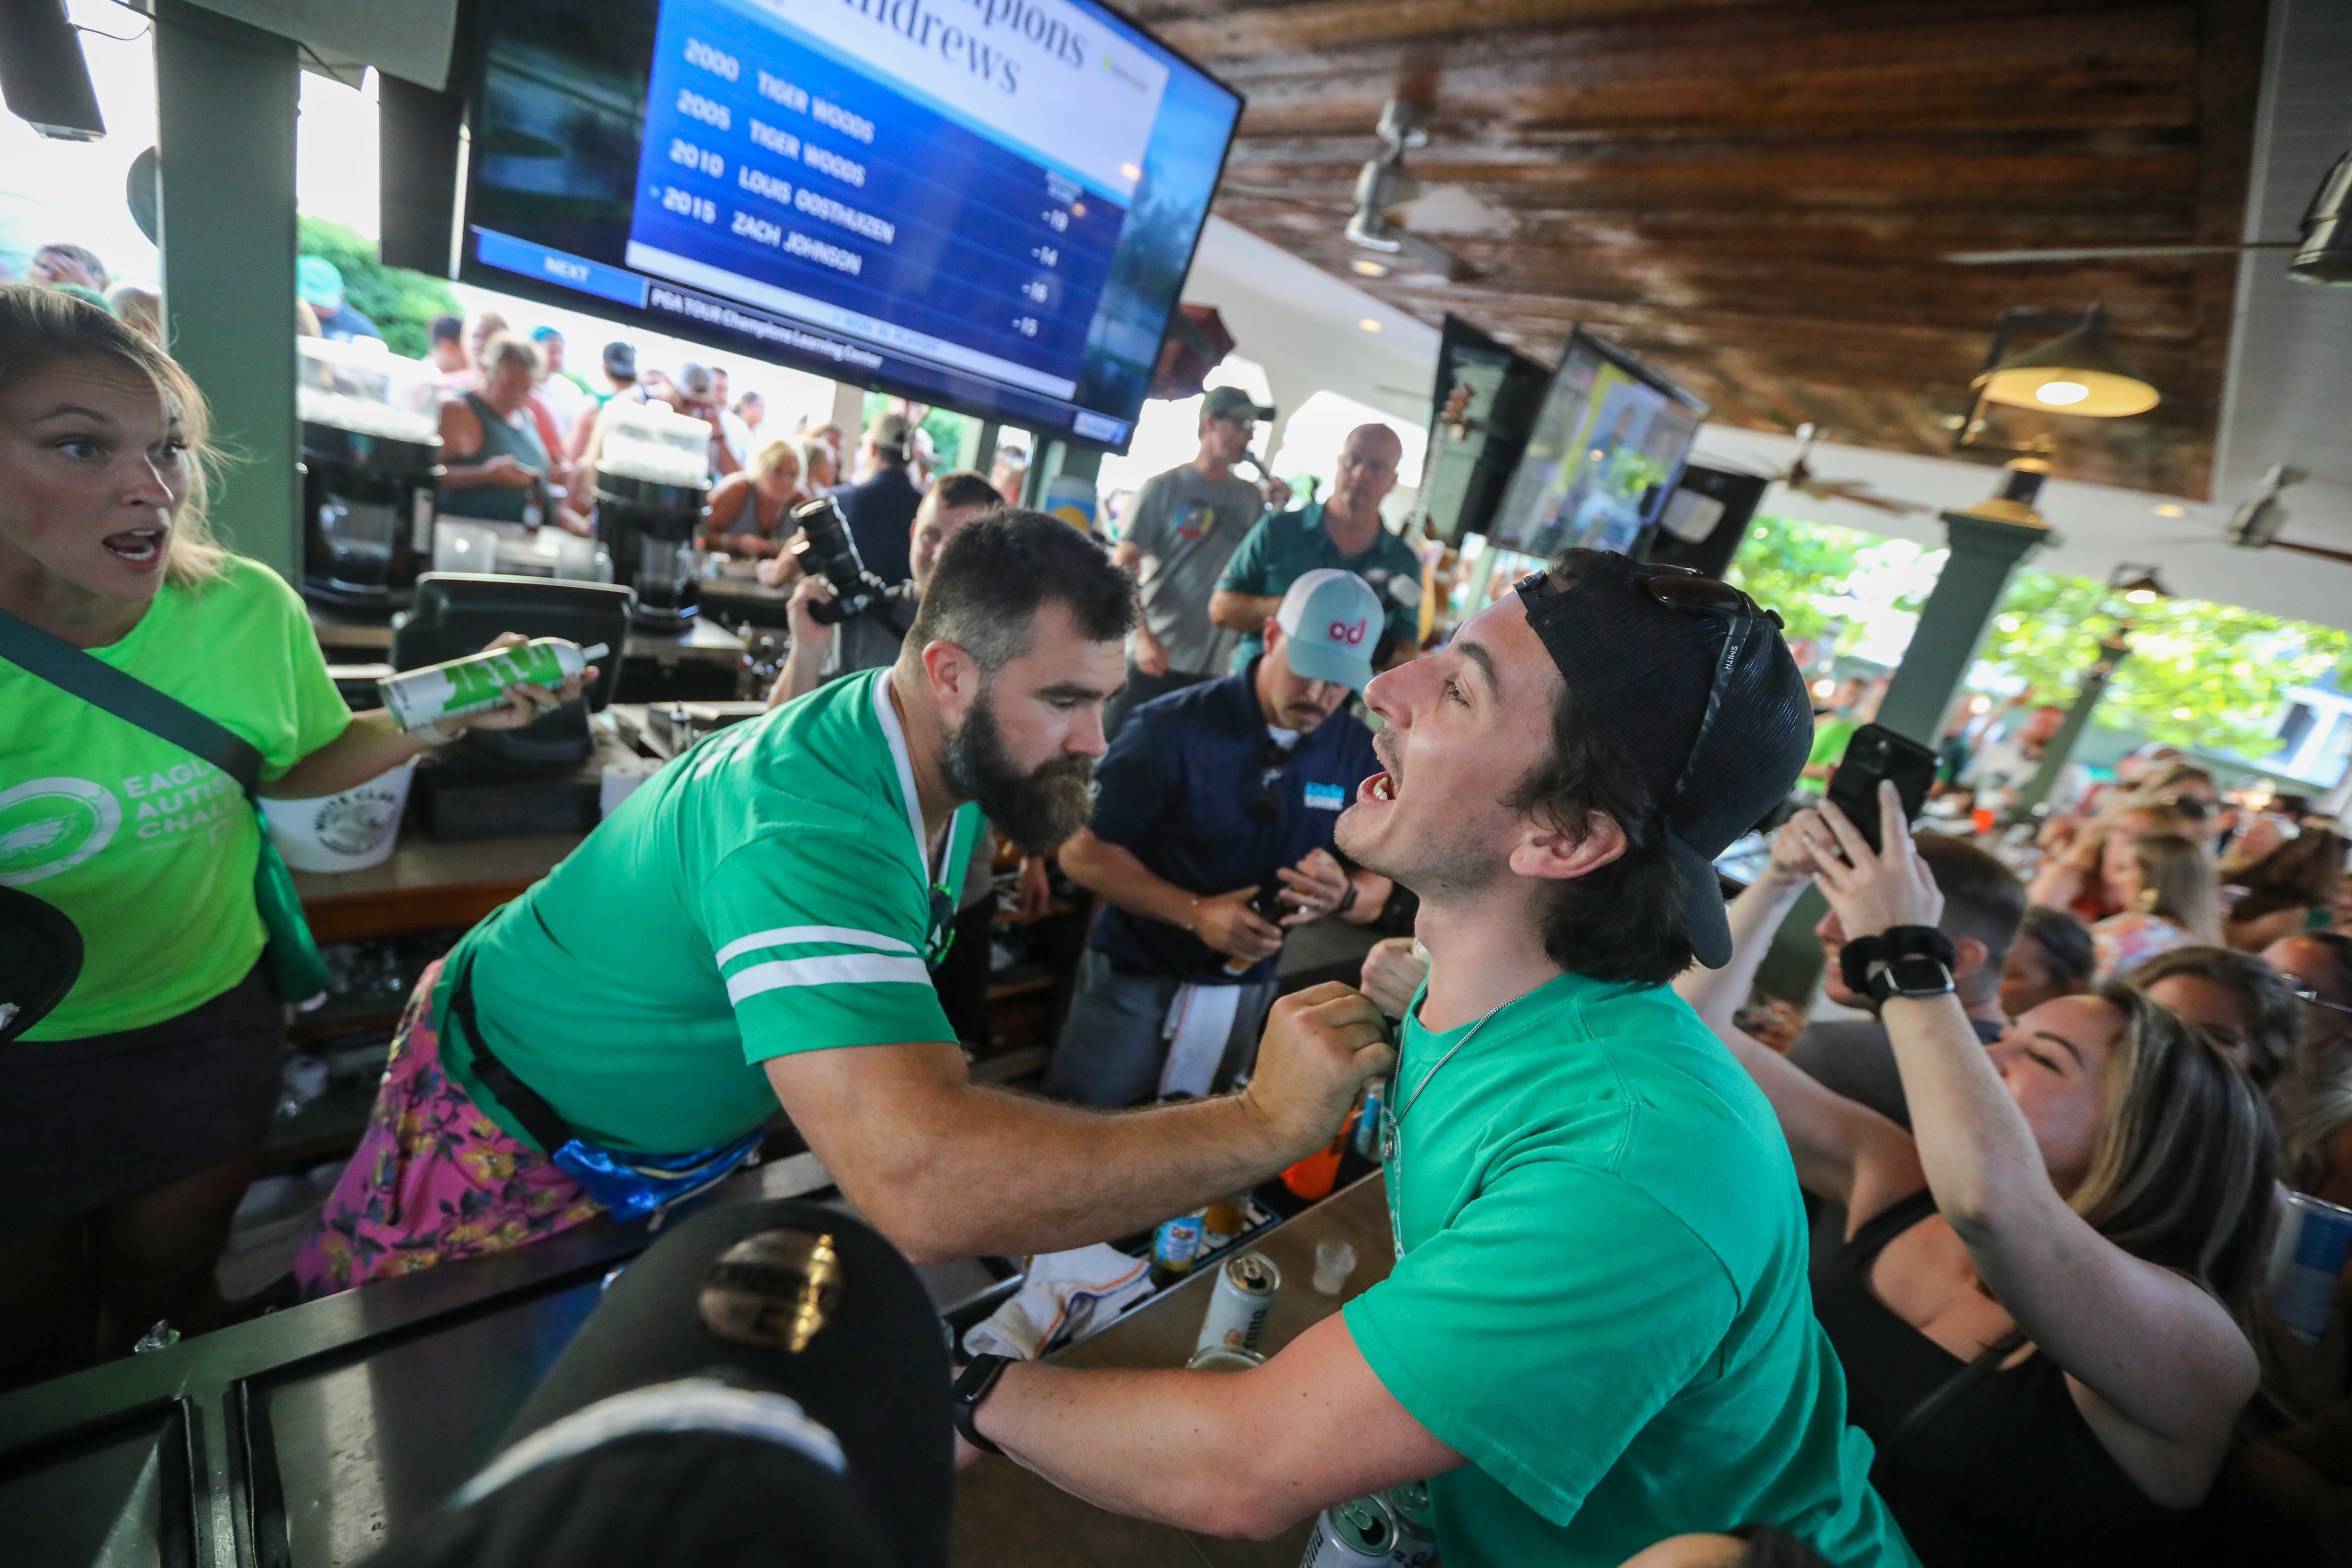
left=952, top=1173, right=1394, bottom=1567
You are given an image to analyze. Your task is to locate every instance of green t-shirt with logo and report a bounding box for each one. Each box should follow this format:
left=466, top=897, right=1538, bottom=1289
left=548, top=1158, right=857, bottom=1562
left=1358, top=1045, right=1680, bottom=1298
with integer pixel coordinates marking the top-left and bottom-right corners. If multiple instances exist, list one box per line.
left=436, top=668, right=982, bottom=1154
left=1, top=556, right=352, bottom=1038
left=1343, top=971, right=1914, bottom=1568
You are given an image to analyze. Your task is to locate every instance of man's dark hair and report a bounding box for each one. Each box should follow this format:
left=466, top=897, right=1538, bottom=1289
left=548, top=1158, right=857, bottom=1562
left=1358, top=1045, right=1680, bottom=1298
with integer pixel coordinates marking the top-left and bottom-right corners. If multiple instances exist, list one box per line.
left=2018, top=903, right=2096, bottom=989
left=926, top=470, right=1003, bottom=515
left=429, top=314, right=462, bottom=344
left=1511, top=678, right=1692, bottom=984
left=1916, top=834, right=2025, bottom=969
left=903, top=509, right=1135, bottom=676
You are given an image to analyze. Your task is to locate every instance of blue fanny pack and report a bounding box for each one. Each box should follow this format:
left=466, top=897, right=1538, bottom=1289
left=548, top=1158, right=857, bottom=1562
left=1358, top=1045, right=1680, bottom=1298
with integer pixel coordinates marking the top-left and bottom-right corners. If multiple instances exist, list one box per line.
left=449, top=955, right=761, bottom=1223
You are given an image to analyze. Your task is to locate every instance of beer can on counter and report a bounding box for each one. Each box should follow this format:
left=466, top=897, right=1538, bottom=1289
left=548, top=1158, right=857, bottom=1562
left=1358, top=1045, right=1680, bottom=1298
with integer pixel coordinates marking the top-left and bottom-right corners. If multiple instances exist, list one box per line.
left=378, top=637, right=609, bottom=733
left=1383, top=1481, right=1438, bottom=1566
left=2268, top=1191, right=2352, bottom=1343
left=1152, top=1211, right=1205, bottom=1282
left=1196, top=1251, right=1281, bottom=1357
left=1300, top=1495, right=1398, bottom=1568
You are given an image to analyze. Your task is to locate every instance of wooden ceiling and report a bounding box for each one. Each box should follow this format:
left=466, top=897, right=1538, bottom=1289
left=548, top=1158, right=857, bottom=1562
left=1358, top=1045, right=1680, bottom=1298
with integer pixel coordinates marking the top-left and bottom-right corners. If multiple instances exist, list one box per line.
left=1129, top=0, right=2267, bottom=499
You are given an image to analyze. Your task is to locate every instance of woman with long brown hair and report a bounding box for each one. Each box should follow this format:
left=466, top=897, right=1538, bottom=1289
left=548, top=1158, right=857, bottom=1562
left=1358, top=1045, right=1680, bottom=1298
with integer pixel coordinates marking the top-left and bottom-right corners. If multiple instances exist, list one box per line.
left=2091, top=831, right=2222, bottom=980
left=0, top=286, right=584, bottom=1389
left=2224, top=829, right=2348, bottom=952
left=1680, top=788, right=2276, bottom=1568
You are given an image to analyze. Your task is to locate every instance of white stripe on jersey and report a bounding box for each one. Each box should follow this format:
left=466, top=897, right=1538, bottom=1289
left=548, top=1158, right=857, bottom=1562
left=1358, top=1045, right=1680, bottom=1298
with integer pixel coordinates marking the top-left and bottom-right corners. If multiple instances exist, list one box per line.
left=725, top=953, right=932, bottom=1005
left=713, top=926, right=918, bottom=969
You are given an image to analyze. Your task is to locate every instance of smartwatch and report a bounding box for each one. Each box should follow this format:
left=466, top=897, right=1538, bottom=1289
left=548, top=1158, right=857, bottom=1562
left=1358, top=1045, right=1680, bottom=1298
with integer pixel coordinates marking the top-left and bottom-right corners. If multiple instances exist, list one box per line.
left=951, top=1353, right=1013, bottom=1455
left=1865, top=952, right=1956, bottom=1004
left=1839, top=925, right=1957, bottom=998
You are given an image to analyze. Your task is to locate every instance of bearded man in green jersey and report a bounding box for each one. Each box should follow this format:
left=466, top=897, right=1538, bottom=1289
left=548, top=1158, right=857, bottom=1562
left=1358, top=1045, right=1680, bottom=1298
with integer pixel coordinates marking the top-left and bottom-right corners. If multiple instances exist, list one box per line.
left=958, top=549, right=1916, bottom=1568
left=299, top=511, right=1394, bottom=1294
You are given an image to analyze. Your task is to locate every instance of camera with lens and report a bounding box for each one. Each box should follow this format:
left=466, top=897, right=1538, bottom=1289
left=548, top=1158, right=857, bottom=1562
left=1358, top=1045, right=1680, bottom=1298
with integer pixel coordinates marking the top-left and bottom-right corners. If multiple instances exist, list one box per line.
left=787, top=496, right=918, bottom=628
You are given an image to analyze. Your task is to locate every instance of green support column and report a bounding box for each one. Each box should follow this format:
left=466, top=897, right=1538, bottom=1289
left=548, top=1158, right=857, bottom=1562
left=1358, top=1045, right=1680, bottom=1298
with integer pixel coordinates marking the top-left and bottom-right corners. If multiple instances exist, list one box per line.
left=1874, top=464, right=2051, bottom=747
left=2006, top=633, right=2131, bottom=824
left=156, top=0, right=299, bottom=580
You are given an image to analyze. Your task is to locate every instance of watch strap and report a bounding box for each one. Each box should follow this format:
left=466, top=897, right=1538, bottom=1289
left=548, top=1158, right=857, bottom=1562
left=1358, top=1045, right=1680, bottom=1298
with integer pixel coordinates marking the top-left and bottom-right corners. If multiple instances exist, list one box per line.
left=1838, top=925, right=1957, bottom=995
left=1867, top=953, right=1956, bottom=1003
left=951, top=1353, right=1011, bottom=1455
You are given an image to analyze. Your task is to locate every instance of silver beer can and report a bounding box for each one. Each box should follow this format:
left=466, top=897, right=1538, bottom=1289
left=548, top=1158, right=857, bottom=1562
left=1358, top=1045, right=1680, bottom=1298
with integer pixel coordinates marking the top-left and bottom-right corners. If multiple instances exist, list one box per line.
left=1298, top=1494, right=1397, bottom=1568
left=1196, top=1251, right=1281, bottom=1357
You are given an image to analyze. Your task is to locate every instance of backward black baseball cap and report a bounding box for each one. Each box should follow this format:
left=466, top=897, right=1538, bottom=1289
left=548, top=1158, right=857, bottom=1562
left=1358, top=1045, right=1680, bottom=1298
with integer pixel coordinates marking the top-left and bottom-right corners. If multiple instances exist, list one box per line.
left=1514, top=550, right=1812, bottom=968
left=364, top=1199, right=950, bottom=1568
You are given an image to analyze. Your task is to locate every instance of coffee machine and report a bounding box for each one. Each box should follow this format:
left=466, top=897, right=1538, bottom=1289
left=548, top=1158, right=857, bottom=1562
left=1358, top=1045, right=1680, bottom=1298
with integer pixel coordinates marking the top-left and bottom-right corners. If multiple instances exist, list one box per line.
left=593, top=403, right=712, bottom=628
left=296, top=337, right=443, bottom=610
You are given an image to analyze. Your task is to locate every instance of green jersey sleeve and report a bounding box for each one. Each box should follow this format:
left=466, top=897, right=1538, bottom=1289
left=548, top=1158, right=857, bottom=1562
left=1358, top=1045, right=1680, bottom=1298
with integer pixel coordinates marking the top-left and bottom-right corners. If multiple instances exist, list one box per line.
left=1342, top=1156, right=1738, bottom=1526
left=697, top=831, right=956, bottom=1064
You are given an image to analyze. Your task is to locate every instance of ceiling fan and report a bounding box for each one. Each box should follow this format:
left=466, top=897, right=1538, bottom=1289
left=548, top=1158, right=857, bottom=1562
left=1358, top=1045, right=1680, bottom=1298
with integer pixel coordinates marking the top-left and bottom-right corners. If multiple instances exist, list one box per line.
left=2134, top=468, right=2352, bottom=567
left=1344, top=100, right=1474, bottom=282
left=1764, top=425, right=1932, bottom=517
left=1943, top=152, right=2350, bottom=284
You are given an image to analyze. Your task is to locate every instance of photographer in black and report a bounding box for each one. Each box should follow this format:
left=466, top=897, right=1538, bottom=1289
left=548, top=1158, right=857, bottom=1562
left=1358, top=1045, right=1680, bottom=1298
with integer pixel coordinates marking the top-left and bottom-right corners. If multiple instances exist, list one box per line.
left=764, top=470, right=1036, bottom=1043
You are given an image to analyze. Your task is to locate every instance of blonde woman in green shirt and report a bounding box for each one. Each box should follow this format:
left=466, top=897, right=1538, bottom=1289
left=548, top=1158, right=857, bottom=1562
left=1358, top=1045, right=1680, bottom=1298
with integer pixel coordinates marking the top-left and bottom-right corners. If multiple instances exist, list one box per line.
left=0, top=287, right=583, bottom=1388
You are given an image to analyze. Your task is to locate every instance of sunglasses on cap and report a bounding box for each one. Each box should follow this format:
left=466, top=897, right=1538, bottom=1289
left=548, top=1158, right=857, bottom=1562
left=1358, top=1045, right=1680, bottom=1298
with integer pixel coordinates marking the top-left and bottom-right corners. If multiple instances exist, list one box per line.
left=1516, top=560, right=1778, bottom=818
left=2294, top=986, right=2352, bottom=1021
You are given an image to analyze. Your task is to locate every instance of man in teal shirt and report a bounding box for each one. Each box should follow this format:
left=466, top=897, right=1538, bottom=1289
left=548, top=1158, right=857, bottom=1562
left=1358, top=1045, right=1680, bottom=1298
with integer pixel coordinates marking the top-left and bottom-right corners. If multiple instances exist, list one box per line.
left=1211, top=422, right=1423, bottom=669
left=964, top=549, right=1914, bottom=1567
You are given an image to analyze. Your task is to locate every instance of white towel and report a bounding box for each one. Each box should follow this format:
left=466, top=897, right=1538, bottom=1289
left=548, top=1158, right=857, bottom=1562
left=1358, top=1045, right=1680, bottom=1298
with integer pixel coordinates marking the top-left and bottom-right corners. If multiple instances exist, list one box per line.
left=1158, top=983, right=1242, bottom=1099
left=961, top=1244, right=1155, bottom=1360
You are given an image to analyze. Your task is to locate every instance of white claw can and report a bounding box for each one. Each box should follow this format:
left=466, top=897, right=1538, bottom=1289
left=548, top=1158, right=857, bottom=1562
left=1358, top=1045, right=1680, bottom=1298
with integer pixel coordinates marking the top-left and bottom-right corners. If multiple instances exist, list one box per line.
left=1196, top=1251, right=1280, bottom=1358
left=1299, top=1495, right=1398, bottom=1568
left=378, top=637, right=608, bottom=733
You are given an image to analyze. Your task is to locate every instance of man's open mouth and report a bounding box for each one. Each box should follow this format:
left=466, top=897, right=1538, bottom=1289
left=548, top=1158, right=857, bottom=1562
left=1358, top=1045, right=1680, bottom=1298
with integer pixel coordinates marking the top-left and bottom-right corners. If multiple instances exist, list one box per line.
left=1360, top=771, right=1396, bottom=803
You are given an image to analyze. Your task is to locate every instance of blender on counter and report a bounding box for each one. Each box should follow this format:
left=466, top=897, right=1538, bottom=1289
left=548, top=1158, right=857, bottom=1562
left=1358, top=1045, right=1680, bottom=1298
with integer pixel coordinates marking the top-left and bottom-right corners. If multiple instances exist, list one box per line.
left=296, top=337, right=443, bottom=610
left=593, top=402, right=713, bottom=629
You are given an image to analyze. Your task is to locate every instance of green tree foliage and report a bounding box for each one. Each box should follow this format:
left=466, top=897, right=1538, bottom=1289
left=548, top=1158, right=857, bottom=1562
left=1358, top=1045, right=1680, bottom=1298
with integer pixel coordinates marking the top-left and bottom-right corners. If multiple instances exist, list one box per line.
left=1977, top=569, right=2352, bottom=759
left=296, top=217, right=459, bottom=361
left=1723, top=513, right=1884, bottom=646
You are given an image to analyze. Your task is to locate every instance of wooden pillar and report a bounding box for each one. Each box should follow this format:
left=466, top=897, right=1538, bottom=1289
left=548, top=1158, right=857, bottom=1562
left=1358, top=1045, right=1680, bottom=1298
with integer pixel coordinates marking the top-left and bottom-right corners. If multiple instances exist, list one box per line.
left=155, top=0, right=300, bottom=580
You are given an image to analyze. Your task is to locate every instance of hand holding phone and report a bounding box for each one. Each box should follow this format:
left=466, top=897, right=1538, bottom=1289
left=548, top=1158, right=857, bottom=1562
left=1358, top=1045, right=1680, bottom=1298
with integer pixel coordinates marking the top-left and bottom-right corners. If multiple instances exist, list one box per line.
left=1823, top=724, right=1940, bottom=854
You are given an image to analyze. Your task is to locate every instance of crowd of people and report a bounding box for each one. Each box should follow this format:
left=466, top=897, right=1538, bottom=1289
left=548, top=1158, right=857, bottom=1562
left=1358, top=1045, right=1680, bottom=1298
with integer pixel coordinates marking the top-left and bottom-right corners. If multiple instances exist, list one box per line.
left=13, top=239, right=2352, bottom=1568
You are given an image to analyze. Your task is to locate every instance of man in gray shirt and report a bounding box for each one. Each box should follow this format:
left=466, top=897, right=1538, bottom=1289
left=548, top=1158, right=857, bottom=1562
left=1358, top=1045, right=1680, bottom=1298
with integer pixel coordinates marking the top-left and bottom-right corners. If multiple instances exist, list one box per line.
left=1103, top=385, right=1273, bottom=738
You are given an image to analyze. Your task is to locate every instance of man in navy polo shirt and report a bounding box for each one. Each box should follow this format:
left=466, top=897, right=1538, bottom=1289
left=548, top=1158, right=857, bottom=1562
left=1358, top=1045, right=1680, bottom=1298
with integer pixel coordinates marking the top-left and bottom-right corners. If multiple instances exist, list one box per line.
left=1044, top=571, right=1393, bottom=1107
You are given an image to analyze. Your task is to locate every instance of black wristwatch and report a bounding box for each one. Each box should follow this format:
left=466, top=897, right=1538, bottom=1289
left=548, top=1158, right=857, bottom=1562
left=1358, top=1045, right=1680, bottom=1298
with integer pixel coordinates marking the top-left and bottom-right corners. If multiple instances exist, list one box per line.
left=1336, top=880, right=1359, bottom=917
left=1865, top=952, right=1956, bottom=1003
left=951, top=1353, right=1013, bottom=1455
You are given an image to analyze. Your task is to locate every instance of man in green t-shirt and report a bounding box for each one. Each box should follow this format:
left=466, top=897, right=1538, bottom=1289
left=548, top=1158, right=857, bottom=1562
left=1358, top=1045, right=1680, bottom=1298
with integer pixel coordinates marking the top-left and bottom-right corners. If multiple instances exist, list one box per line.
left=300, top=512, right=1395, bottom=1294
left=962, top=550, right=1915, bottom=1568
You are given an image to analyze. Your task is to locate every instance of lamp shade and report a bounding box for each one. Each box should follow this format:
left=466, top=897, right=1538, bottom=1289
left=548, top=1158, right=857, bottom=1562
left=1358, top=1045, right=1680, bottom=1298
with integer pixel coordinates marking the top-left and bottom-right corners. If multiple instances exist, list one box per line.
left=1972, top=308, right=2160, bottom=416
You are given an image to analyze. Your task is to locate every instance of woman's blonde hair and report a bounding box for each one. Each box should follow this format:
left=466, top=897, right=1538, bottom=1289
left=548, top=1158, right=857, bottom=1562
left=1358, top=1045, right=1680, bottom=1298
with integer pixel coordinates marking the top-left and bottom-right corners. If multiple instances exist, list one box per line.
left=0, top=283, right=226, bottom=589
left=2132, top=832, right=2222, bottom=944
left=2074, top=983, right=2279, bottom=1309
left=747, top=438, right=802, bottom=484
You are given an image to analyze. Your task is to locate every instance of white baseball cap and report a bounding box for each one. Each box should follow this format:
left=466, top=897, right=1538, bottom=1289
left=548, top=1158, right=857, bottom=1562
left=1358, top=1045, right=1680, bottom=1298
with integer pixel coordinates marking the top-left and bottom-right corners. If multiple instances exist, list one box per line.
left=1274, top=569, right=1386, bottom=692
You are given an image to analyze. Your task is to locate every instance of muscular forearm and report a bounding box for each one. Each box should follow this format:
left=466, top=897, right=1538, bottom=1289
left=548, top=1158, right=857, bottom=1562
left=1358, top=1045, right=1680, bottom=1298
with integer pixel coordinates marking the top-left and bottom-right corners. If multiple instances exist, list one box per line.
left=822, top=1074, right=1305, bottom=1262
left=260, top=711, right=433, bottom=799
left=1210, top=590, right=1280, bottom=632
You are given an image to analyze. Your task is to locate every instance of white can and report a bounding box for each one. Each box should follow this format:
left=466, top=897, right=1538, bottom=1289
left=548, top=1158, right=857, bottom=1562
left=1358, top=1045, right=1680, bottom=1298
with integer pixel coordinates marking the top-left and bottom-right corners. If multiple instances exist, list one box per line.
left=2268, top=1190, right=2352, bottom=1344
left=1185, top=1345, right=1264, bottom=1372
left=1196, top=1252, right=1280, bottom=1358
left=377, top=637, right=607, bottom=733
left=1299, top=1496, right=1398, bottom=1568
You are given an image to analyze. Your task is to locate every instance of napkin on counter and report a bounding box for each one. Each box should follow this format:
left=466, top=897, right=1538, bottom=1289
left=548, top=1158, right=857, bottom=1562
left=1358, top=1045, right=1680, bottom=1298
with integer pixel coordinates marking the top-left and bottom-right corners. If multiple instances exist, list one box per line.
left=961, top=1244, right=1154, bottom=1360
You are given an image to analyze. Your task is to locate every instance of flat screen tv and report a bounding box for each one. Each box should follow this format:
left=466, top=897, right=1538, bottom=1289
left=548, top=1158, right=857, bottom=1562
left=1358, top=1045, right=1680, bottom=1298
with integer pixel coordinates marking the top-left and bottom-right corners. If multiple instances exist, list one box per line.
left=457, top=0, right=1241, bottom=453
left=1419, top=314, right=1549, bottom=550
left=1489, top=327, right=1707, bottom=560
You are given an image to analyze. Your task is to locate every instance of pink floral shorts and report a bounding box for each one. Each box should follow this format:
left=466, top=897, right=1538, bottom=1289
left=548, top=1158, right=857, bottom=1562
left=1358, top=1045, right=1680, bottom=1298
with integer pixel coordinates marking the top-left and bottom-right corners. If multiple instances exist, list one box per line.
left=294, top=959, right=602, bottom=1297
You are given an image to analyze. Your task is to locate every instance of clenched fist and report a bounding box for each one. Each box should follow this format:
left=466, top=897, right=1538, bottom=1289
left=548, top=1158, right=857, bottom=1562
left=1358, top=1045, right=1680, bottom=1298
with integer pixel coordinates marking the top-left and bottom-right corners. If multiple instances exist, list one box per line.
left=1240, top=982, right=1396, bottom=1160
